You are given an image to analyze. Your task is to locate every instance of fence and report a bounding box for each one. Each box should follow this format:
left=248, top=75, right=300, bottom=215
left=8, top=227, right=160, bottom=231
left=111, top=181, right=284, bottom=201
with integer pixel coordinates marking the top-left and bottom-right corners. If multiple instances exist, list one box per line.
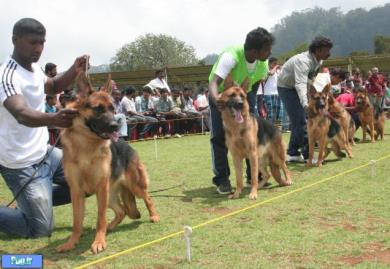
left=89, top=54, right=390, bottom=88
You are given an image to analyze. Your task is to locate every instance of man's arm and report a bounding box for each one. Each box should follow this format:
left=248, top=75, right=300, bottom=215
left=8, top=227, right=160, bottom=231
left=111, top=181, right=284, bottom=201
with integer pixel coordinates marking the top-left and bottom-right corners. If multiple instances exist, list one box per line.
left=4, top=95, right=78, bottom=128
left=44, top=55, right=88, bottom=95
left=293, top=60, right=311, bottom=109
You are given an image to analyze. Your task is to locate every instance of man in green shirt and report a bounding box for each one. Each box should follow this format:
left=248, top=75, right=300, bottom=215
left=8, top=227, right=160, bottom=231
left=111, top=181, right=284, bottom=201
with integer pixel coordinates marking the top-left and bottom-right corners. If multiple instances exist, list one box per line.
left=208, top=27, right=274, bottom=194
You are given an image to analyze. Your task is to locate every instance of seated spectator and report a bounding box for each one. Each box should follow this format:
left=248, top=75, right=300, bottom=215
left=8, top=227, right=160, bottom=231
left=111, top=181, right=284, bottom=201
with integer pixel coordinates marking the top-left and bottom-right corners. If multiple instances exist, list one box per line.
left=121, top=86, right=158, bottom=139
left=136, top=85, right=156, bottom=116
left=171, top=88, right=187, bottom=117
left=182, top=86, right=202, bottom=133
left=155, top=88, right=182, bottom=137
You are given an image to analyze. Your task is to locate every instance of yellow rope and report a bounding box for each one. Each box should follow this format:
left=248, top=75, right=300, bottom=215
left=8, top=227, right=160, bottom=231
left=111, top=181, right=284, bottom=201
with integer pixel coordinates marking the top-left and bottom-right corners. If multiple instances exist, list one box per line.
left=75, top=153, right=390, bottom=269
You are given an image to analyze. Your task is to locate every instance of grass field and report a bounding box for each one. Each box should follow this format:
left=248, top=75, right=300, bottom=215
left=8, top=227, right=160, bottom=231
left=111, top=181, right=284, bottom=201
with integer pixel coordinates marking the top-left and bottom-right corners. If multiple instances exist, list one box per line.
left=0, top=123, right=389, bottom=268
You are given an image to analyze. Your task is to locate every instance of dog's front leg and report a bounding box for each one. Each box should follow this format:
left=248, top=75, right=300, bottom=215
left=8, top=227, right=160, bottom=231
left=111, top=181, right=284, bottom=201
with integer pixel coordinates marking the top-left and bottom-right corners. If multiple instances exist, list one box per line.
left=91, top=180, right=109, bottom=254
left=307, top=131, right=315, bottom=167
left=317, top=136, right=327, bottom=167
left=56, top=188, right=85, bottom=252
left=248, top=154, right=258, bottom=200
left=229, top=155, right=243, bottom=199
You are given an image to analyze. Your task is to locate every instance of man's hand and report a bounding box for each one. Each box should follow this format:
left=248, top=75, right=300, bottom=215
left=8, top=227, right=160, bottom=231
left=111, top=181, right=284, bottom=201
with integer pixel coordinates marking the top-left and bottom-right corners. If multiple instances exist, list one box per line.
left=73, top=55, right=89, bottom=73
left=50, top=108, right=79, bottom=128
left=215, top=93, right=225, bottom=111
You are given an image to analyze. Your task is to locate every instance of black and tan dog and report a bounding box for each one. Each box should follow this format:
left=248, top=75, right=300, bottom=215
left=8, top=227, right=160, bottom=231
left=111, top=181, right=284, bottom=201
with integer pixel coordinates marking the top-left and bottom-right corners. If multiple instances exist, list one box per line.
left=328, top=94, right=356, bottom=146
left=307, top=84, right=353, bottom=167
left=56, top=72, right=159, bottom=254
left=219, top=77, right=292, bottom=200
left=355, top=90, right=385, bottom=142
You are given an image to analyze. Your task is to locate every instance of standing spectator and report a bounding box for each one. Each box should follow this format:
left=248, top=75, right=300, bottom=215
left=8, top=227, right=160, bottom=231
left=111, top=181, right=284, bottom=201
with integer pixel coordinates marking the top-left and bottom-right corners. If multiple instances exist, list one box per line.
left=121, top=86, right=158, bottom=138
left=148, top=69, right=171, bottom=92
left=367, top=67, right=385, bottom=114
left=0, top=18, right=87, bottom=238
left=277, top=36, right=333, bottom=163
left=196, top=86, right=210, bottom=131
left=44, top=62, right=57, bottom=78
left=208, top=27, right=273, bottom=194
left=111, top=87, right=128, bottom=140
left=263, top=57, right=289, bottom=132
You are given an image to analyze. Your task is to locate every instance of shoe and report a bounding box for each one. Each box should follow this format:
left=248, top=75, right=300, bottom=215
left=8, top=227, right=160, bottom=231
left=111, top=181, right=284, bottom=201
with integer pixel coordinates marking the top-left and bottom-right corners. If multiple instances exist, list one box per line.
left=164, top=134, right=171, bottom=138
left=216, top=182, right=232, bottom=194
left=353, top=137, right=360, bottom=142
left=287, top=154, right=305, bottom=163
left=174, top=133, right=182, bottom=138
left=305, top=157, right=319, bottom=165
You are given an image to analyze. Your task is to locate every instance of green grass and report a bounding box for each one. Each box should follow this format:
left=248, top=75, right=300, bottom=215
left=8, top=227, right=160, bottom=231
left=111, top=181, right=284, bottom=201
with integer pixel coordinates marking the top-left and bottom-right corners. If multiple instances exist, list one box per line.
left=1, top=124, right=390, bottom=268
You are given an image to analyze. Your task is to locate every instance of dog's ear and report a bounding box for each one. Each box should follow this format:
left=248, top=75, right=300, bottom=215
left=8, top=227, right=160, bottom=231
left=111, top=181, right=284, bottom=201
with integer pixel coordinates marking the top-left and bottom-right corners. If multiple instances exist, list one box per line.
left=75, top=71, right=94, bottom=98
left=223, top=74, right=234, bottom=90
left=241, top=78, right=249, bottom=92
left=100, top=74, right=113, bottom=94
left=323, top=83, right=331, bottom=95
left=309, top=85, right=317, bottom=97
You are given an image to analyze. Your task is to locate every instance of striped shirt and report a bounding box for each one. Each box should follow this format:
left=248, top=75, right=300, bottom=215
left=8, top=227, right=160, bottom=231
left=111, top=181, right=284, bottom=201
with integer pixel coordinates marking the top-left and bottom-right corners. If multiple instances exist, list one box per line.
left=0, top=57, right=49, bottom=169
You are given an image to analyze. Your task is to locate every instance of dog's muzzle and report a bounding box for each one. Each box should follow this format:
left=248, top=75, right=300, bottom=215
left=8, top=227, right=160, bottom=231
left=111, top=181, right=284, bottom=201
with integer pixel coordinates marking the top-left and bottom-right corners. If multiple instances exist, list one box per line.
left=226, top=99, right=244, bottom=110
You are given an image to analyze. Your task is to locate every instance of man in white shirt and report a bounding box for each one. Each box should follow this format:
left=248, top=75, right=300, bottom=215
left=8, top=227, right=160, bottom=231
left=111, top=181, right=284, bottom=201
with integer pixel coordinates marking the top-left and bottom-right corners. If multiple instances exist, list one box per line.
left=147, top=69, right=170, bottom=93
left=0, top=18, right=87, bottom=238
left=277, top=36, right=333, bottom=162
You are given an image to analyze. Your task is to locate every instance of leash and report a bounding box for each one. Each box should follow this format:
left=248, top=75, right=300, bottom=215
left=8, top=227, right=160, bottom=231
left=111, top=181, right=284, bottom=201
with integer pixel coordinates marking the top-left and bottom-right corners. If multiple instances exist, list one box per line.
left=6, top=133, right=62, bottom=208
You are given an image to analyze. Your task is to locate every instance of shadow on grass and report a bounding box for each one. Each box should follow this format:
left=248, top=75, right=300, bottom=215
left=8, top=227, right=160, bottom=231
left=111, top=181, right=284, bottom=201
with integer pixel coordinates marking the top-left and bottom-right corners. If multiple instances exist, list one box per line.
left=0, top=221, right=143, bottom=263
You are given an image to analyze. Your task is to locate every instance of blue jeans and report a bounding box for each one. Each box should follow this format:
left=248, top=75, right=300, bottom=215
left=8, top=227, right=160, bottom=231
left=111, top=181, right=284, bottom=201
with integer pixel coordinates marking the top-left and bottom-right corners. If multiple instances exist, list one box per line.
left=0, top=146, right=70, bottom=238
left=277, top=86, right=308, bottom=159
left=209, top=91, right=257, bottom=186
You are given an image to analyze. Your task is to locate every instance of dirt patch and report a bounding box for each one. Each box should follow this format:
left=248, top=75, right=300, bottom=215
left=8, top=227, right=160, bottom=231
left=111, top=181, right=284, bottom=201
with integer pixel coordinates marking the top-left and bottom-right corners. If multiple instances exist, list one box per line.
left=337, top=245, right=390, bottom=265
left=342, top=222, right=357, bottom=232
left=201, top=207, right=234, bottom=215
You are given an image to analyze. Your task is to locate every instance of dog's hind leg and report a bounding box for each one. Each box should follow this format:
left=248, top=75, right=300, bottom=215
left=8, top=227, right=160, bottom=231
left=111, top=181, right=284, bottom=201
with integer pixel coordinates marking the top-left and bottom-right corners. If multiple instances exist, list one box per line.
left=229, top=155, right=244, bottom=199
left=108, top=184, right=126, bottom=230
left=121, top=187, right=140, bottom=220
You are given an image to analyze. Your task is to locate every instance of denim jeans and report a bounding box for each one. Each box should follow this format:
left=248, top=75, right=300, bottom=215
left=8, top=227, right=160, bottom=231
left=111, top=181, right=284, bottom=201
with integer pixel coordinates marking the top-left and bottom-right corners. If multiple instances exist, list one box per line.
left=209, top=91, right=257, bottom=186
left=0, top=146, right=70, bottom=238
left=277, top=86, right=309, bottom=158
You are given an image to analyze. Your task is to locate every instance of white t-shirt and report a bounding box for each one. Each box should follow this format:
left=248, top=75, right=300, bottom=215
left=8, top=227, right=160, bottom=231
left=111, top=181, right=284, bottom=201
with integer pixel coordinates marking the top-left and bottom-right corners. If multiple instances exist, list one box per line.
left=214, top=52, right=257, bottom=80
left=0, top=57, right=49, bottom=169
left=147, top=78, right=171, bottom=92
left=120, top=95, right=136, bottom=114
left=263, top=71, right=279, bottom=96
left=196, top=94, right=208, bottom=108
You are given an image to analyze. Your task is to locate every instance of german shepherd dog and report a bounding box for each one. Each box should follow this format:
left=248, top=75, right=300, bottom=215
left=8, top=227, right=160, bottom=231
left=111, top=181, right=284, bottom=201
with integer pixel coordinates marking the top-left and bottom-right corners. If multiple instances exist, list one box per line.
left=328, top=94, right=356, bottom=146
left=219, top=77, right=292, bottom=200
left=56, top=72, right=159, bottom=254
left=307, top=84, right=353, bottom=167
left=355, top=90, right=385, bottom=142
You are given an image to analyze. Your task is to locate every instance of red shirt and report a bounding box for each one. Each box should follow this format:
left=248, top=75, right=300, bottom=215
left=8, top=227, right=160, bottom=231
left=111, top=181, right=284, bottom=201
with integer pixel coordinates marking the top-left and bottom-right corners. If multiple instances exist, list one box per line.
left=367, top=74, right=385, bottom=96
left=336, top=92, right=355, bottom=107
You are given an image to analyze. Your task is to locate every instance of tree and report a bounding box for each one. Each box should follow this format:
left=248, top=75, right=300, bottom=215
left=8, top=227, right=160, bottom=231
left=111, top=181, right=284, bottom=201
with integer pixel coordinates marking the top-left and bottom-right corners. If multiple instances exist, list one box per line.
left=278, top=42, right=308, bottom=62
left=110, top=33, right=199, bottom=71
left=374, top=35, right=390, bottom=54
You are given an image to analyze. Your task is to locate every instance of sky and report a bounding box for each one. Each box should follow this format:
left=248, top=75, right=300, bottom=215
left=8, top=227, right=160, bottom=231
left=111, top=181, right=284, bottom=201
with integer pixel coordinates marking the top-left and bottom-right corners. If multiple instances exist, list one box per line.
left=1, top=0, right=389, bottom=71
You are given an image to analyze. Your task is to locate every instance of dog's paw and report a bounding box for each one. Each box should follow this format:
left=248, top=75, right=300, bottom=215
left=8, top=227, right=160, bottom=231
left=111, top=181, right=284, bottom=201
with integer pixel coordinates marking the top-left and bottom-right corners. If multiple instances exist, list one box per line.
left=91, top=239, right=107, bottom=254
left=248, top=191, right=257, bottom=200
left=150, top=215, right=160, bottom=223
left=56, top=241, right=76, bottom=253
left=228, top=191, right=240, bottom=199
